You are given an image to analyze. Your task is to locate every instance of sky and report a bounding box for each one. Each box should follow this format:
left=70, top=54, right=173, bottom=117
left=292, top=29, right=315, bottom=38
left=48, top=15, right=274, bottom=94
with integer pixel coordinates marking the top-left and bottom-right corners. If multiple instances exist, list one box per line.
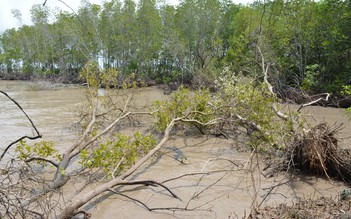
left=0, top=0, right=104, bottom=32
left=0, top=0, right=252, bottom=33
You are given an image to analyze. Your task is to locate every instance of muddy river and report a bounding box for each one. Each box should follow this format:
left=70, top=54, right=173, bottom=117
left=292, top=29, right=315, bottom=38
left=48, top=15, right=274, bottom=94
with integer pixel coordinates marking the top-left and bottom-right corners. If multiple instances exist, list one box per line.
left=0, top=80, right=350, bottom=218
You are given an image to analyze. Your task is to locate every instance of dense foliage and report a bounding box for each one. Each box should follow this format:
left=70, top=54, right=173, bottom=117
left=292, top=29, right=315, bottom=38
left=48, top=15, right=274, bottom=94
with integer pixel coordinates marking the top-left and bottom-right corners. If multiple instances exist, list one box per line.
left=0, top=0, right=350, bottom=95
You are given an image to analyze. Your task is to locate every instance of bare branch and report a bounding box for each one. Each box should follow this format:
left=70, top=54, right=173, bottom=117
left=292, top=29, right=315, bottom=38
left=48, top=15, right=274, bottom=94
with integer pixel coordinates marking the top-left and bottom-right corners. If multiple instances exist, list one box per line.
left=162, top=169, right=234, bottom=184
left=0, top=91, right=42, bottom=161
left=297, top=93, right=330, bottom=112
left=120, top=117, right=183, bottom=180
left=70, top=110, right=152, bottom=158
left=112, top=192, right=153, bottom=211
left=235, top=114, right=265, bottom=134
left=201, top=158, right=242, bottom=172
left=113, top=192, right=203, bottom=213
left=257, top=46, right=330, bottom=117
left=111, top=180, right=181, bottom=200
left=25, top=157, right=59, bottom=168
left=258, top=178, right=294, bottom=208
left=112, top=191, right=190, bottom=213
left=0, top=91, right=40, bottom=137
left=190, top=171, right=229, bottom=200
left=79, top=109, right=96, bottom=147
left=256, top=46, right=290, bottom=121
left=180, top=118, right=219, bottom=126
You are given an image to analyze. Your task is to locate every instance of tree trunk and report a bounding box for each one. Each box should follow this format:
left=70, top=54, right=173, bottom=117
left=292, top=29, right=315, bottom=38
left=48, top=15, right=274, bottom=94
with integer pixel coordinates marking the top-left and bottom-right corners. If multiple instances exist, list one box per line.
left=58, top=118, right=177, bottom=218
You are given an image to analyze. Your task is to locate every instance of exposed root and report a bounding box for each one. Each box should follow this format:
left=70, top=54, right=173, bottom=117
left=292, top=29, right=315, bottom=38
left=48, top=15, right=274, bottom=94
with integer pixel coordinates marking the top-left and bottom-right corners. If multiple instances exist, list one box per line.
left=291, top=122, right=351, bottom=183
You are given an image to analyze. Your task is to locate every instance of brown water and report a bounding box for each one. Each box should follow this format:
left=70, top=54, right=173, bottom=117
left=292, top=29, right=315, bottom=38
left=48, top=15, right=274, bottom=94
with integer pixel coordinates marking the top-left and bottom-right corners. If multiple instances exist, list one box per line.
left=0, top=81, right=83, bottom=156
left=0, top=80, right=350, bottom=218
left=281, top=104, right=351, bottom=149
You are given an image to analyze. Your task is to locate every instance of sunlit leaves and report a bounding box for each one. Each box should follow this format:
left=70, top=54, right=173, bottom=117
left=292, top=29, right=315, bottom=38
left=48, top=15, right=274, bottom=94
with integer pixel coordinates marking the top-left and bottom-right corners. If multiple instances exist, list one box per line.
left=152, top=86, right=214, bottom=132
left=79, top=132, right=156, bottom=177
left=16, top=140, right=61, bottom=163
left=215, top=71, right=293, bottom=151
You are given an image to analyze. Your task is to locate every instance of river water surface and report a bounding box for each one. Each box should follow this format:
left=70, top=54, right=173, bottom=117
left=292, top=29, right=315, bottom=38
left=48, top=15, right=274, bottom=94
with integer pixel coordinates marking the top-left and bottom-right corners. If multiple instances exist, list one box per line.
left=0, top=80, right=350, bottom=218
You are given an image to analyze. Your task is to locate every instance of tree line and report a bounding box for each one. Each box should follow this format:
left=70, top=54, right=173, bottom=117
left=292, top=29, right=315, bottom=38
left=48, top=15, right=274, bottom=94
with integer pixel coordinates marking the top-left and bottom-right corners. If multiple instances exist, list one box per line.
left=0, top=0, right=350, bottom=95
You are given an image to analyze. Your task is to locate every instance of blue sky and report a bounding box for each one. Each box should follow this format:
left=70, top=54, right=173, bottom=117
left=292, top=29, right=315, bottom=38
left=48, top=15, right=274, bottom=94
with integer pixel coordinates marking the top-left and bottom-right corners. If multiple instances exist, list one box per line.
left=0, top=0, right=252, bottom=33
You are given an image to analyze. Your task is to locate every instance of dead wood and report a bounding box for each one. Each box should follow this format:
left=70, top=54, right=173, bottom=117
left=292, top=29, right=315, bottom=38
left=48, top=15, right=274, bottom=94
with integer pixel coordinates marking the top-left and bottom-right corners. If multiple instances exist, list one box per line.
left=290, top=122, right=351, bottom=182
left=256, top=46, right=351, bottom=183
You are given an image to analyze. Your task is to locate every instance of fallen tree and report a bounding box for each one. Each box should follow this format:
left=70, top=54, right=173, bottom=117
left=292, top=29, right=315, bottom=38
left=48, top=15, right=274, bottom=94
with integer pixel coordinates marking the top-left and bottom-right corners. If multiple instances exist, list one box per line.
left=0, top=56, right=350, bottom=218
left=0, top=61, right=243, bottom=218
left=256, top=46, right=351, bottom=185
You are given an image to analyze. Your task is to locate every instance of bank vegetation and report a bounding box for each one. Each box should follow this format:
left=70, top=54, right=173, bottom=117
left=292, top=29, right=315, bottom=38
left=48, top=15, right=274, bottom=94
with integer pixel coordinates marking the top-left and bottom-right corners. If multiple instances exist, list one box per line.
left=0, top=0, right=351, bottom=105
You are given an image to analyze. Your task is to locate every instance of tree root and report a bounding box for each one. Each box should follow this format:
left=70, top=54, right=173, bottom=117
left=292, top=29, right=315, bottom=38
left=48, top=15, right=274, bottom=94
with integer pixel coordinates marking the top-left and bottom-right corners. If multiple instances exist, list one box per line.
left=289, top=122, right=351, bottom=183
